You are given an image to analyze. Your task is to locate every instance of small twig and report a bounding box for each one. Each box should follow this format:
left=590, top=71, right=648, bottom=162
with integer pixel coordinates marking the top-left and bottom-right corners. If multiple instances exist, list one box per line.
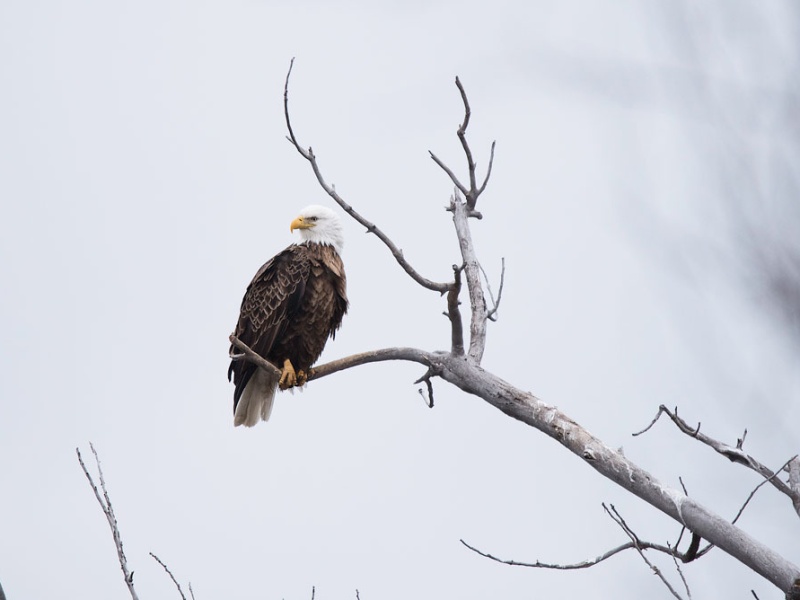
left=283, top=58, right=451, bottom=294
left=414, top=367, right=439, bottom=408
left=77, top=444, right=139, bottom=600
left=737, top=429, right=748, bottom=450
left=189, top=582, right=196, bottom=600
left=355, top=589, right=361, bottom=600
left=604, top=504, right=685, bottom=599
left=429, top=151, right=469, bottom=197
left=150, top=553, right=187, bottom=600
left=480, top=258, right=505, bottom=321
left=669, top=547, right=692, bottom=600
left=476, top=141, right=496, bottom=197
left=311, top=585, right=315, bottom=600
left=751, top=590, right=760, bottom=600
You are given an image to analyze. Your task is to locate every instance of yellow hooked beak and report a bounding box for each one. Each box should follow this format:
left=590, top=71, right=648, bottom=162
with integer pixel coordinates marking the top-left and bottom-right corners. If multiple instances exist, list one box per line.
left=290, top=216, right=314, bottom=232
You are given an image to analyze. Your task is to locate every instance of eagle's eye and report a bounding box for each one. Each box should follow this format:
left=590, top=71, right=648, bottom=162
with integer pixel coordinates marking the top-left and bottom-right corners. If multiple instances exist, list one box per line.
left=309, top=216, right=318, bottom=222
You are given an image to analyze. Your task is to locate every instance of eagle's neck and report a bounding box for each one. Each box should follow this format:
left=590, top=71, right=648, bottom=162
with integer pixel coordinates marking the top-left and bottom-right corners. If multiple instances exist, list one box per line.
left=298, top=228, right=344, bottom=255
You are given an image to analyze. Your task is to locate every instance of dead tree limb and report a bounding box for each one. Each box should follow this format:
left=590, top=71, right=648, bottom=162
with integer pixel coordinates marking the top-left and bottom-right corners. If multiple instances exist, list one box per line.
left=76, top=444, right=139, bottom=600
left=462, top=537, right=680, bottom=570
left=274, top=64, right=800, bottom=596
left=634, top=405, right=800, bottom=517
left=283, top=58, right=451, bottom=295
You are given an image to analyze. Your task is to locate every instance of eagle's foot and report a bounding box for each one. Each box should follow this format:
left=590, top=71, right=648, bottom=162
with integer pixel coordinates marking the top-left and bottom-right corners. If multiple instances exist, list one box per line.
left=295, top=369, right=309, bottom=387
left=278, top=359, right=298, bottom=390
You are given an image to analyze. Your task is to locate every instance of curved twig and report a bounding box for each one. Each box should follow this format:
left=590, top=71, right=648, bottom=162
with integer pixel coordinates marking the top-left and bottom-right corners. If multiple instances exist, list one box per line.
left=283, top=58, right=451, bottom=294
left=461, top=538, right=677, bottom=571
left=149, top=553, right=187, bottom=600
left=310, top=347, right=436, bottom=380
left=230, top=334, right=436, bottom=384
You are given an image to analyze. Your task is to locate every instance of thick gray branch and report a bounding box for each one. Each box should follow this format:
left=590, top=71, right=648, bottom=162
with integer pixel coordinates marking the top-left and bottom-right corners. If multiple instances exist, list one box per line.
left=231, top=334, right=435, bottom=383
left=452, top=198, right=488, bottom=362
left=432, top=355, right=800, bottom=595
left=309, top=347, right=436, bottom=380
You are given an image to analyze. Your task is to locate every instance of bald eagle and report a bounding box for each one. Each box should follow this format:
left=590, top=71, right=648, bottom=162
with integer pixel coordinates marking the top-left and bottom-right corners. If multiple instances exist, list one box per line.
left=228, top=205, right=348, bottom=427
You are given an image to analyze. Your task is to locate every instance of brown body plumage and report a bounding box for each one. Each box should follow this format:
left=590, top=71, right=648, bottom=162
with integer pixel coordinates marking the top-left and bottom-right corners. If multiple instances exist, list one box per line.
left=228, top=205, right=348, bottom=427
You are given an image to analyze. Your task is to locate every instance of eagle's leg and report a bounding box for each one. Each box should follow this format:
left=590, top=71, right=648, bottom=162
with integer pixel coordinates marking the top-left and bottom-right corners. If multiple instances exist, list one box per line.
left=278, top=358, right=298, bottom=390
left=295, top=369, right=309, bottom=387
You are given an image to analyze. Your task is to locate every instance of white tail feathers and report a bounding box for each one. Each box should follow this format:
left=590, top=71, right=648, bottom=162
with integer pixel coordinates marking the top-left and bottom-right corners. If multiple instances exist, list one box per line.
left=234, top=367, right=278, bottom=427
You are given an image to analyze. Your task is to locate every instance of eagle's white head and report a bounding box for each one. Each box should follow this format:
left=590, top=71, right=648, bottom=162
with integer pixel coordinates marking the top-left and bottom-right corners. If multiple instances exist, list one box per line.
left=290, top=205, right=344, bottom=254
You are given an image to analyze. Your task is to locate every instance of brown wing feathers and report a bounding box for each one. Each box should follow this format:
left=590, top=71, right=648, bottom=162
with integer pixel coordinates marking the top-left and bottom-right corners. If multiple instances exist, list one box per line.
left=228, top=246, right=311, bottom=409
left=228, top=243, right=347, bottom=413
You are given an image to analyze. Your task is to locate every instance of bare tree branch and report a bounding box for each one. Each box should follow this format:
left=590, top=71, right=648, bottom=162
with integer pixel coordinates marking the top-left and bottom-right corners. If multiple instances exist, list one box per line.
left=461, top=537, right=679, bottom=570
left=668, top=546, right=693, bottom=600
left=455, top=76, right=476, bottom=196
left=150, top=553, right=188, bottom=600
left=451, top=196, right=489, bottom=362
left=283, top=58, right=451, bottom=294
left=230, top=335, right=436, bottom=384
left=732, top=456, right=799, bottom=526
left=280, top=69, right=800, bottom=596
left=76, top=444, right=139, bottom=600
left=434, top=357, right=800, bottom=593
left=604, top=504, right=685, bottom=600
left=633, top=405, right=800, bottom=515
left=428, top=150, right=469, bottom=198
left=415, top=368, right=436, bottom=408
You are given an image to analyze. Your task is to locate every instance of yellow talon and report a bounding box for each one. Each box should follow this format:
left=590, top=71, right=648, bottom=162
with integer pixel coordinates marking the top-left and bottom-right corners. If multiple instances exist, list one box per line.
left=278, top=359, right=298, bottom=390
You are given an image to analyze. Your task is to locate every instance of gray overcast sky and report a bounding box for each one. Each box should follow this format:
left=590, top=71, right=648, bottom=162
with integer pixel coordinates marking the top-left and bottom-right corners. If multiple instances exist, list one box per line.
left=1, top=1, right=798, bottom=599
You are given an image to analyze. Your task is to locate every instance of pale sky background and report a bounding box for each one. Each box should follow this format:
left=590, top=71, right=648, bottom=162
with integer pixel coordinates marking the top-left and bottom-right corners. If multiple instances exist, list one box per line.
left=1, top=1, right=798, bottom=599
